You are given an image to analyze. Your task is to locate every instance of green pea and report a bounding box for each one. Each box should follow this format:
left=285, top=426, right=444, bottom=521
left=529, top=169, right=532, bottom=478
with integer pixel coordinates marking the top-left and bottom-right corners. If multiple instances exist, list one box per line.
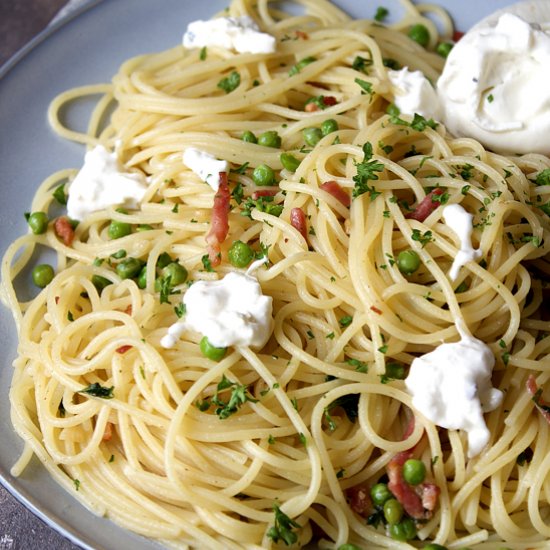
left=370, top=482, right=393, bottom=506
left=321, top=119, right=339, bottom=136
left=423, top=544, right=448, bottom=550
left=408, top=24, right=430, bottom=47
left=156, top=252, right=173, bottom=270
left=27, top=212, right=49, bottom=234
left=91, top=275, right=113, bottom=292
left=436, top=42, right=453, bottom=58
left=397, top=249, right=421, bottom=275
left=199, top=336, right=227, bottom=361
left=386, top=103, right=400, bottom=116
left=257, top=130, right=281, bottom=148
left=252, top=164, right=275, bottom=186
left=116, top=258, right=143, bottom=280
left=241, top=130, right=257, bottom=143
left=403, top=458, right=426, bottom=485
left=161, top=262, right=188, bottom=286
left=280, top=152, right=301, bottom=172
left=383, top=498, right=404, bottom=525
left=228, top=240, right=255, bottom=268
left=136, top=224, right=153, bottom=232
left=108, top=219, right=132, bottom=240
left=137, top=266, right=148, bottom=289
left=389, top=517, right=417, bottom=541
left=337, top=545, right=363, bottom=550
left=32, top=264, right=54, bottom=288
left=303, top=127, right=323, bottom=147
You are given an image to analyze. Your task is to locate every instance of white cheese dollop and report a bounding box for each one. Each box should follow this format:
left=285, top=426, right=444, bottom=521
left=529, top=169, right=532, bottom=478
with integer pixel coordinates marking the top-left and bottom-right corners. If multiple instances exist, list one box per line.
left=183, top=16, right=276, bottom=55
left=66, top=145, right=148, bottom=221
left=405, top=323, right=503, bottom=458
left=442, top=204, right=482, bottom=281
left=183, top=148, right=229, bottom=191
left=437, top=12, right=550, bottom=155
left=161, top=267, right=273, bottom=350
left=387, top=67, right=441, bottom=121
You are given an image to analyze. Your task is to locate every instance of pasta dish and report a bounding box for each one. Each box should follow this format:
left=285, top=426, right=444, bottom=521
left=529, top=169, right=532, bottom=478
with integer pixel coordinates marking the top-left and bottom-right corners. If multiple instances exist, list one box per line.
left=2, top=0, right=550, bottom=548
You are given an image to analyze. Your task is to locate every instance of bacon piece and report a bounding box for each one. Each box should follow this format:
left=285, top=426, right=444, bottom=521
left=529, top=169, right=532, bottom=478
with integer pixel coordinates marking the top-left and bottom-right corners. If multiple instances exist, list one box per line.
left=406, top=187, right=445, bottom=222
left=102, top=422, right=113, bottom=441
left=290, top=207, right=308, bottom=240
left=346, top=484, right=371, bottom=517
left=205, top=172, right=230, bottom=266
left=527, top=374, right=550, bottom=424
left=116, top=345, right=133, bottom=354
left=305, top=102, right=320, bottom=112
left=54, top=216, right=75, bottom=246
left=320, top=180, right=351, bottom=208
left=420, top=482, right=440, bottom=512
left=387, top=453, right=426, bottom=519
left=305, top=95, right=338, bottom=112
left=453, top=30, right=464, bottom=42
left=385, top=415, right=439, bottom=520
left=251, top=188, right=278, bottom=200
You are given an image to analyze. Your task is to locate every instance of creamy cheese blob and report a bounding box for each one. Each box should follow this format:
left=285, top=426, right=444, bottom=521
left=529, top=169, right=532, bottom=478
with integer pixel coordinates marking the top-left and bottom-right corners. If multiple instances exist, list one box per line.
left=161, top=269, right=273, bottom=349
left=387, top=67, right=441, bottom=120
left=405, top=323, right=503, bottom=458
left=437, top=12, right=550, bottom=155
left=183, top=16, right=276, bottom=54
left=66, top=145, right=148, bottom=221
left=183, top=148, right=229, bottom=191
left=442, top=204, right=482, bottom=280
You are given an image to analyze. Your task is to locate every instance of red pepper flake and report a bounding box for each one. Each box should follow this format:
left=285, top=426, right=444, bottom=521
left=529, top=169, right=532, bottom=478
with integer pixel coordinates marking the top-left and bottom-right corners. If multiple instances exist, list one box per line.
left=124, top=304, right=133, bottom=315
left=370, top=306, right=382, bottom=315
left=54, top=216, right=75, bottom=246
left=322, top=96, right=337, bottom=107
left=116, top=345, right=133, bottom=354
left=55, top=296, right=60, bottom=304
left=527, top=374, right=550, bottom=424
left=295, top=30, right=309, bottom=40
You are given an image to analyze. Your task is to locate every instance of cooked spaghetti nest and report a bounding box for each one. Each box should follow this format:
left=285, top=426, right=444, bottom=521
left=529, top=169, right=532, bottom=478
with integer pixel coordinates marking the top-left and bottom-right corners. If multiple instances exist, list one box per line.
left=2, top=0, right=550, bottom=549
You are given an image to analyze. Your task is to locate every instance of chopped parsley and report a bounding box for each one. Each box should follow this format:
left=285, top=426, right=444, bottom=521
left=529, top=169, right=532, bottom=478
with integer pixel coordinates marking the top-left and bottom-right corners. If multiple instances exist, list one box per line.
left=266, top=504, right=301, bottom=546
left=199, top=46, right=207, bottom=61
left=352, top=142, right=384, bottom=200
left=339, top=315, right=353, bottom=327
left=217, top=71, right=241, bottom=93
left=535, top=168, right=550, bottom=186
left=288, top=56, right=316, bottom=76
left=79, top=383, right=114, bottom=399
left=374, top=6, right=389, bottom=21
left=201, top=254, right=215, bottom=272
left=241, top=195, right=283, bottom=219
left=211, top=375, right=258, bottom=419
left=411, top=228, right=434, bottom=247
left=355, top=78, right=374, bottom=98
left=53, top=184, right=67, bottom=205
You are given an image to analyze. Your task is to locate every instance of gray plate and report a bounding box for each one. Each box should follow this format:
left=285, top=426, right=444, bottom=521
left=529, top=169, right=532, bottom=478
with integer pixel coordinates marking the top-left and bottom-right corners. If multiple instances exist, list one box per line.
left=0, top=0, right=516, bottom=548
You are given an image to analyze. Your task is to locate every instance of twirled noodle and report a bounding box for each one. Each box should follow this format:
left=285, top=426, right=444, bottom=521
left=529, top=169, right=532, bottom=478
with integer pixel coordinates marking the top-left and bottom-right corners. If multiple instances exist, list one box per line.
left=2, top=0, right=550, bottom=548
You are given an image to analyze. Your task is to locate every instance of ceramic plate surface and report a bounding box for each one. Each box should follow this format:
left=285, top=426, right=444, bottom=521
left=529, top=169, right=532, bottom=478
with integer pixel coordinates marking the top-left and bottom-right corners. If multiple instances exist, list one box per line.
left=0, top=1, right=517, bottom=548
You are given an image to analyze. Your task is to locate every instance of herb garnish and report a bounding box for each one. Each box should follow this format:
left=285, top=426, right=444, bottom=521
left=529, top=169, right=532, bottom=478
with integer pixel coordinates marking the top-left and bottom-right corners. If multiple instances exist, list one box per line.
left=217, top=71, right=241, bottom=93
left=352, top=142, right=384, bottom=199
left=79, top=382, right=114, bottom=399
left=266, top=504, right=301, bottom=546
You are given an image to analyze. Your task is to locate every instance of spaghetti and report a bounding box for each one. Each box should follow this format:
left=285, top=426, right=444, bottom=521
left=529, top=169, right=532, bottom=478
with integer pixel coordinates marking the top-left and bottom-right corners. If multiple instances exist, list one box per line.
left=2, top=0, right=550, bottom=548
